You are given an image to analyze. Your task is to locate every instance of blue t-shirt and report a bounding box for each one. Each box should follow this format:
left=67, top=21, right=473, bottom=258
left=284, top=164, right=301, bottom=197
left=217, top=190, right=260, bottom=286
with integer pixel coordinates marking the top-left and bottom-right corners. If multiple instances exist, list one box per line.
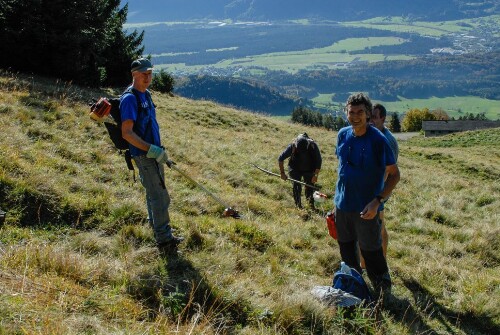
left=382, top=127, right=399, bottom=162
left=334, top=125, right=396, bottom=212
left=119, top=87, right=161, bottom=157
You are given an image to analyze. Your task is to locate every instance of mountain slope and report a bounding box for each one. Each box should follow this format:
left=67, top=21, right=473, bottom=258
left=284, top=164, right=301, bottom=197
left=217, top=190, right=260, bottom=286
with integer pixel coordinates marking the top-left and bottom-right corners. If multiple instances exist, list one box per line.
left=174, top=75, right=310, bottom=115
left=126, top=0, right=499, bottom=22
left=0, top=72, right=499, bottom=334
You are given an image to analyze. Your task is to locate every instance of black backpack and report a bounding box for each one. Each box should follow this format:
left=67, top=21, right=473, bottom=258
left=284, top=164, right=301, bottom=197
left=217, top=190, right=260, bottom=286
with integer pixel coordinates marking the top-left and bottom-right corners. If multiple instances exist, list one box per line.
left=289, top=133, right=317, bottom=170
left=90, top=88, right=153, bottom=171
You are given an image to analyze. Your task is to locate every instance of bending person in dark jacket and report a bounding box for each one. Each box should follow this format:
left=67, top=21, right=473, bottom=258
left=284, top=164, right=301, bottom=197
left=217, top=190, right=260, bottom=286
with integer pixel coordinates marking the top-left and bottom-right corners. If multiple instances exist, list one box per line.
left=278, top=133, right=322, bottom=208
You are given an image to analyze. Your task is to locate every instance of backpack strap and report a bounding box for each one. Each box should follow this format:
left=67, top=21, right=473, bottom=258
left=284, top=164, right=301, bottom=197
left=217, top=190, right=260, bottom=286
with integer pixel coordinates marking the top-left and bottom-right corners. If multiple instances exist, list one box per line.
left=120, top=88, right=156, bottom=183
left=118, top=88, right=146, bottom=178
left=123, top=88, right=154, bottom=110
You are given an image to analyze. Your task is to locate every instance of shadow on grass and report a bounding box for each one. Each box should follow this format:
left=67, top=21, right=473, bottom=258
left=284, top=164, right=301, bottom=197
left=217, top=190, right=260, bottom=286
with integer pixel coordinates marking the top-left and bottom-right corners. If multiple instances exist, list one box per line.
left=156, top=251, right=253, bottom=329
left=385, top=277, right=497, bottom=335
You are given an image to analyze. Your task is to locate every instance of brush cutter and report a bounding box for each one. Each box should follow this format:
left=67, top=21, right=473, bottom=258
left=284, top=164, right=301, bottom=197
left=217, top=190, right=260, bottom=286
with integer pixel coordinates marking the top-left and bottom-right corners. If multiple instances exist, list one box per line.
left=250, top=163, right=331, bottom=199
left=167, top=160, right=241, bottom=219
left=250, top=163, right=322, bottom=190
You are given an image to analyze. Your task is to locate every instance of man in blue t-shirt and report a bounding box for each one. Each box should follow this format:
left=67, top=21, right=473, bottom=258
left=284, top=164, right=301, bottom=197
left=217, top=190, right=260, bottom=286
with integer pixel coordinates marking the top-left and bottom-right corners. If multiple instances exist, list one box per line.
left=334, top=93, right=400, bottom=297
left=120, top=57, right=183, bottom=254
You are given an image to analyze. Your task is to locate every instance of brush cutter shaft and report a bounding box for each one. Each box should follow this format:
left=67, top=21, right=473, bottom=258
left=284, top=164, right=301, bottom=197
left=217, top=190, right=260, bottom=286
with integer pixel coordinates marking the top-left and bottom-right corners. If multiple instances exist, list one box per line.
left=250, top=163, right=321, bottom=190
left=169, top=164, right=229, bottom=208
left=169, top=163, right=241, bottom=219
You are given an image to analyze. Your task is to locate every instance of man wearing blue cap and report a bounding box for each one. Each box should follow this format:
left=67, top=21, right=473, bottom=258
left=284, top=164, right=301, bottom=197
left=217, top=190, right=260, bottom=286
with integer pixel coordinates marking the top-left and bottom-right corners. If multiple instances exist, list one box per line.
left=120, top=57, right=183, bottom=254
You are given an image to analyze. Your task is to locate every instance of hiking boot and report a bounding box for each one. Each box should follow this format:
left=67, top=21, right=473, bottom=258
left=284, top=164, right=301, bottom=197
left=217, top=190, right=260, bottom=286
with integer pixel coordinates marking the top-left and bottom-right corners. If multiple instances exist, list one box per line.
left=369, top=272, right=392, bottom=305
left=157, top=236, right=184, bottom=255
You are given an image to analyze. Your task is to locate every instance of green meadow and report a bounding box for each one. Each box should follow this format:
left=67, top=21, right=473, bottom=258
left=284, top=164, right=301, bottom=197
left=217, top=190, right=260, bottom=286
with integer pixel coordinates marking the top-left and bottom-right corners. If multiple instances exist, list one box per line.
left=383, top=96, right=500, bottom=119
left=162, top=36, right=414, bottom=74
left=341, top=15, right=500, bottom=37
left=313, top=94, right=500, bottom=119
left=152, top=14, right=500, bottom=74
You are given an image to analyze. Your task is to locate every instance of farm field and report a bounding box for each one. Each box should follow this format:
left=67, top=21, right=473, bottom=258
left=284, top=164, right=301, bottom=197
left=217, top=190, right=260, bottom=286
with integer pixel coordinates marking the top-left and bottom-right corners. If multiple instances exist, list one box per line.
left=312, top=94, right=500, bottom=119
left=163, top=37, right=414, bottom=74
left=216, top=52, right=412, bottom=73
left=340, top=15, right=499, bottom=36
left=136, top=15, right=499, bottom=74
left=383, top=96, right=500, bottom=119
left=218, top=38, right=412, bottom=72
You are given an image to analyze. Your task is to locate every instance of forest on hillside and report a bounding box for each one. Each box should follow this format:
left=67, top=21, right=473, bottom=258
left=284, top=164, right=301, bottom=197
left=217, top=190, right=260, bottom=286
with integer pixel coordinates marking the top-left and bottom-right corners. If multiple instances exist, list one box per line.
left=174, top=76, right=308, bottom=115
left=258, top=51, right=500, bottom=101
left=1, top=0, right=498, bottom=117
left=0, top=0, right=143, bottom=86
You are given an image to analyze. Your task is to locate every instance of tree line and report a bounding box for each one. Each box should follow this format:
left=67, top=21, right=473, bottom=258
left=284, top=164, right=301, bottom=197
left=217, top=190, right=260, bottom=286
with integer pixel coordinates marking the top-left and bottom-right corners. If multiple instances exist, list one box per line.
left=291, top=105, right=403, bottom=132
left=291, top=106, right=491, bottom=133
left=291, top=106, right=347, bottom=131
left=0, top=0, right=144, bottom=87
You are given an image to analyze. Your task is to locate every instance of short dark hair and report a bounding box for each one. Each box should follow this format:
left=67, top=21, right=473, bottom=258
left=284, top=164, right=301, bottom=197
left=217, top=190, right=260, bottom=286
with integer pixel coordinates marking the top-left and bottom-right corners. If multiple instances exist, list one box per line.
left=346, top=93, right=372, bottom=115
left=373, top=103, right=387, bottom=118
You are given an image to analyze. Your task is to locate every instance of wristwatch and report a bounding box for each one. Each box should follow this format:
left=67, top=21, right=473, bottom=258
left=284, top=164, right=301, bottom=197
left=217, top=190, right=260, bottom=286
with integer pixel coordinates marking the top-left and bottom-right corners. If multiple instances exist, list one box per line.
left=375, top=195, right=385, bottom=203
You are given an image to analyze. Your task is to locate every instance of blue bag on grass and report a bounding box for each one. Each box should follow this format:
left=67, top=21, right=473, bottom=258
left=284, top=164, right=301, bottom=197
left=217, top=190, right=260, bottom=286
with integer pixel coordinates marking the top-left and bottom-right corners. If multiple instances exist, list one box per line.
left=332, top=263, right=372, bottom=303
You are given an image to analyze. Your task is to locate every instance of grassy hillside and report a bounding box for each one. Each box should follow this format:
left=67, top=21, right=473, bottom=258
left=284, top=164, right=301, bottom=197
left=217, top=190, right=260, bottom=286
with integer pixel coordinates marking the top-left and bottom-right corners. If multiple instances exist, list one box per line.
left=0, top=71, right=498, bottom=334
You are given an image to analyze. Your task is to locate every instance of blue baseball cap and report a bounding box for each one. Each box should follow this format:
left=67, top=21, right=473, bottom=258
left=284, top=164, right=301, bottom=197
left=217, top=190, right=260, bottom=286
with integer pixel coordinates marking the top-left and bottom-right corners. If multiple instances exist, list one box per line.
left=131, top=58, right=153, bottom=72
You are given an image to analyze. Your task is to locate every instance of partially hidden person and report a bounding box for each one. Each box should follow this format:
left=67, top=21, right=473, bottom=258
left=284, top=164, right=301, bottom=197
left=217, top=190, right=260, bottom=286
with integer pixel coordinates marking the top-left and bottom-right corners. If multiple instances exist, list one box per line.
left=359, top=103, right=399, bottom=269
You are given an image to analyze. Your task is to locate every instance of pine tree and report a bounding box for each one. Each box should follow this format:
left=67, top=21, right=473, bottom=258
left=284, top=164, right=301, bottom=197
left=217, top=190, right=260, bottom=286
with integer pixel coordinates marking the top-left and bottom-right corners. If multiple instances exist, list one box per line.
left=323, top=114, right=335, bottom=130
left=389, top=113, right=401, bottom=133
left=101, top=2, right=144, bottom=86
left=151, top=69, right=176, bottom=94
left=334, top=116, right=347, bottom=130
left=0, top=0, right=144, bottom=86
